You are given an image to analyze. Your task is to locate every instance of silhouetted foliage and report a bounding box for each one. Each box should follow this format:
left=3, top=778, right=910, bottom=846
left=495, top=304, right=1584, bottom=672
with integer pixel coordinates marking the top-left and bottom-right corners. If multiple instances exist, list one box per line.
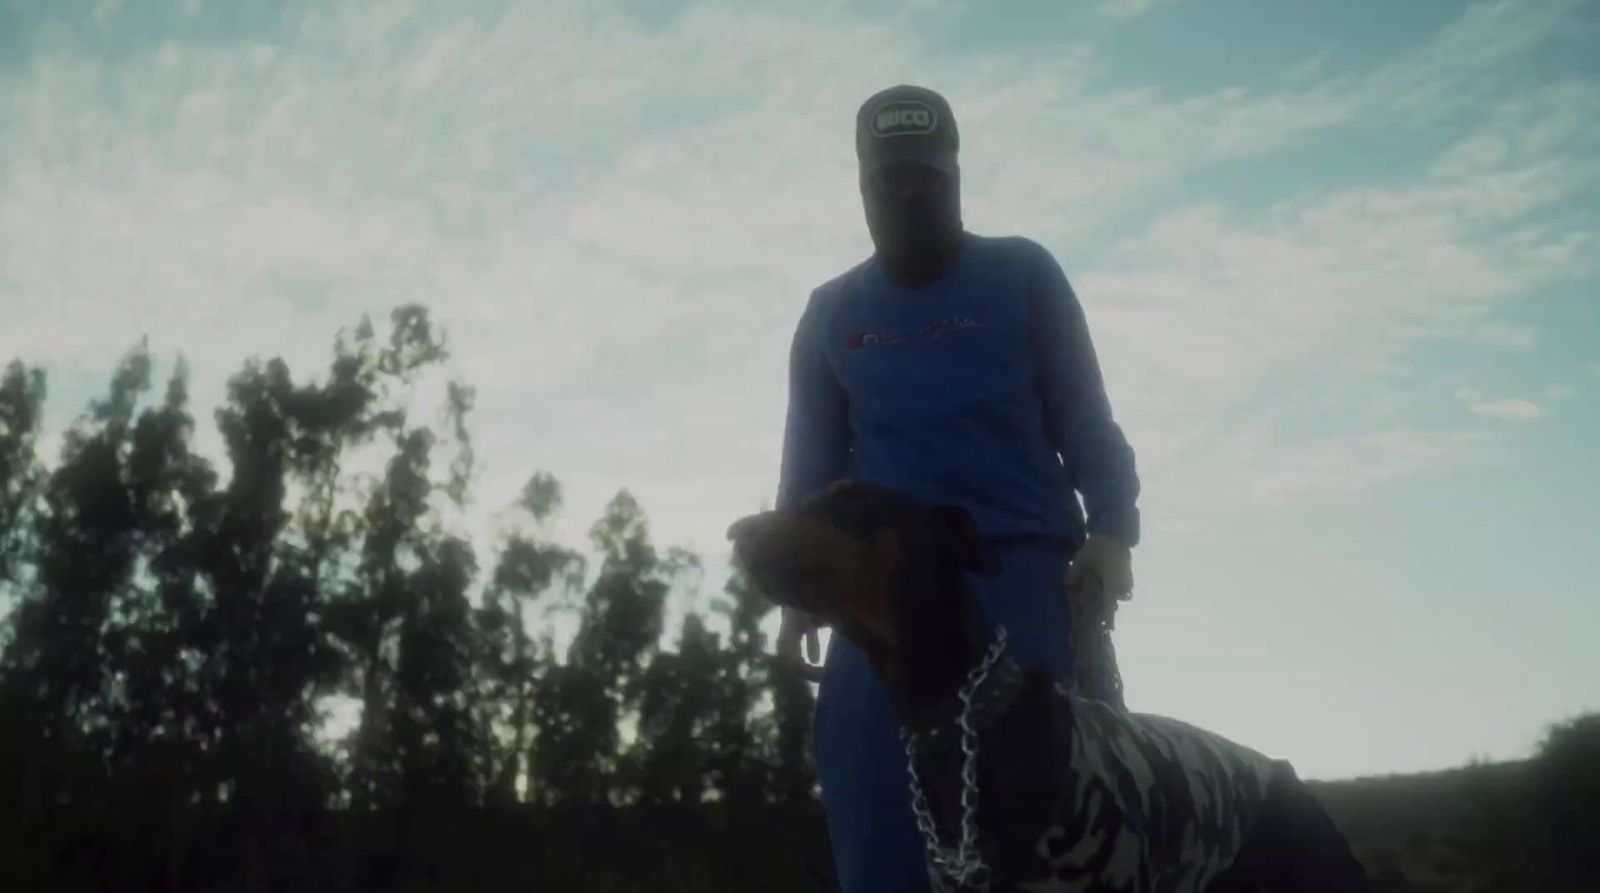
left=0, top=307, right=827, bottom=893
left=1, top=307, right=1589, bottom=893
left=1534, top=712, right=1600, bottom=883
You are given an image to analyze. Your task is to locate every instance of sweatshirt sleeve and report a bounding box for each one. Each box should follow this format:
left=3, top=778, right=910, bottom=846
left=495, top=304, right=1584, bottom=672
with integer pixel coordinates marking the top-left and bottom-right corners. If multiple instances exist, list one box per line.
left=1028, top=244, right=1142, bottom=547
left=776, top=288, right=852, bottom=512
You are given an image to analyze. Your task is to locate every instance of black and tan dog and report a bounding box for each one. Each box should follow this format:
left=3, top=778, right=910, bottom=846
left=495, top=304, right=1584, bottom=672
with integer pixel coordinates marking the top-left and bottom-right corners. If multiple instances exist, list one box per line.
left=728, top=480, right=1371, bottom=893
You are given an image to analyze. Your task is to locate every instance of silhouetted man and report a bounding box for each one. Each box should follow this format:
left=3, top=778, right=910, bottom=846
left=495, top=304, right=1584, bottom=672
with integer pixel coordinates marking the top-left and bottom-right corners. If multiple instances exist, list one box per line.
left=774, top=84, right=1142, bottom=893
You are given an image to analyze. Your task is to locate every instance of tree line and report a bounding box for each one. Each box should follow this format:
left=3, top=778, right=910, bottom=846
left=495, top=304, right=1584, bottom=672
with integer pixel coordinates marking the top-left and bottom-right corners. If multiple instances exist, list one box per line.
left=0, top=306, right=831, bottom=892
left=1, top=305, right=1594, bottom=892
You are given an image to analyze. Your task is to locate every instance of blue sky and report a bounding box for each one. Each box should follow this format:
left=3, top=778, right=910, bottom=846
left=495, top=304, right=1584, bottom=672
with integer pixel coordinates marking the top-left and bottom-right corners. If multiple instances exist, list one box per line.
left=1, top=0, right=1596, bottom=780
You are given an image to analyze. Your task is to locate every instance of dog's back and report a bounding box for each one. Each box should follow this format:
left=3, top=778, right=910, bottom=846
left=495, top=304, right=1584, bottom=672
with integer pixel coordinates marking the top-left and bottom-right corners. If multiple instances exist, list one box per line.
left=965, top=684, right=1368, bottom=893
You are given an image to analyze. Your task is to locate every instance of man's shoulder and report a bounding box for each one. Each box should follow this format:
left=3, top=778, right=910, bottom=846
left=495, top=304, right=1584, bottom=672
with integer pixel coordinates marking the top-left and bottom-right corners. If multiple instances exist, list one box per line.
left=964, top=231, right=1055, bottom=267
left=811, top=256, right=876, bottom=300
left=799, top=257, right=876, bottom=328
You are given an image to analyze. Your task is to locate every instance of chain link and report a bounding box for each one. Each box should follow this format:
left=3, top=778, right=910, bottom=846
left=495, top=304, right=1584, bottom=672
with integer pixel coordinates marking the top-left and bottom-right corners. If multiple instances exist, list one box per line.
left=902, top=626, right=1009, bottom=893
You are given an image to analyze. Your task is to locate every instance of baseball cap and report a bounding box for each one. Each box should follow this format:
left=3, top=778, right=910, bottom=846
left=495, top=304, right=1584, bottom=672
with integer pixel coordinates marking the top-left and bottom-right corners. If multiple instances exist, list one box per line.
left=855, top=84, right=959, bottom=177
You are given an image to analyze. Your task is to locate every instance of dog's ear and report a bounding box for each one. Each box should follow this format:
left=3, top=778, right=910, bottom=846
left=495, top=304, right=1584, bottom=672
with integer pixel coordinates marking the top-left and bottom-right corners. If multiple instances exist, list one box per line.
left=926, top=504, right=999, bottom=577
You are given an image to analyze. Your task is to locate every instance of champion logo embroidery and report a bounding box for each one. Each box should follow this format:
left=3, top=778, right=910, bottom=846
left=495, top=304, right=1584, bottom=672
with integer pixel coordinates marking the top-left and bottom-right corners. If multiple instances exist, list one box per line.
left=870, top=100, right=939, bottom=138
left=843, top=315, right=984, bottom=351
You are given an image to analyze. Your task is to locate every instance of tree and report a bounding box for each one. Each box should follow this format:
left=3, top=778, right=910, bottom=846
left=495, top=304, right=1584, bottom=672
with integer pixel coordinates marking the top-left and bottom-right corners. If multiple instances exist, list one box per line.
left=0, top=303, right=841, bottom=892
left=476, top=471, right=585, bottom=805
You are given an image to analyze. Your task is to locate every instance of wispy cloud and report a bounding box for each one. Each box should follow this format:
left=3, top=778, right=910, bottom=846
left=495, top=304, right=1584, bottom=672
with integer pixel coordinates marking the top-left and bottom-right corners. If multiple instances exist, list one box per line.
left=1245, top=426, right=1498, bottom=503
left=2, top=0, right=1597, bottom=783
left=1096, top=0, right=1174, bottom=21
left=1280, top=50, right=1332, bottom=84
left=0, top=0, right=1593, bottom=554
left=1468, top=323, right=1538, bottom=349
left=1454, top=387, right=1543, bottom=422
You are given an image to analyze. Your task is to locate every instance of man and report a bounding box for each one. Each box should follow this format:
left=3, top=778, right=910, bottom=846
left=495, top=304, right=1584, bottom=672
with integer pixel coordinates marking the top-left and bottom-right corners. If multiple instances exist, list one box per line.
left=773, top=84, right=1142, bottom=893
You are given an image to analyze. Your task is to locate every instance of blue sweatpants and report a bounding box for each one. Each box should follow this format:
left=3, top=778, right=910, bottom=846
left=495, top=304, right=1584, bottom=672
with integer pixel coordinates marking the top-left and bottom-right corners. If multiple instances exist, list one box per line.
left=811, top=539, right=1088, bottom=893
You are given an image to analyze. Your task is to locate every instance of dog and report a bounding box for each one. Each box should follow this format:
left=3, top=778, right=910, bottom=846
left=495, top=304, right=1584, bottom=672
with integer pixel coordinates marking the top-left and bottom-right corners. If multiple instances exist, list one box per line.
left=728, top=480, right=1371, bottom=893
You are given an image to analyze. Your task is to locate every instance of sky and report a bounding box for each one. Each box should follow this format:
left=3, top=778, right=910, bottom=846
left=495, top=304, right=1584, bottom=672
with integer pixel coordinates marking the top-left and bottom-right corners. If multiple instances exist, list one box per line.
left=1, top=0, right=1597, bottom=781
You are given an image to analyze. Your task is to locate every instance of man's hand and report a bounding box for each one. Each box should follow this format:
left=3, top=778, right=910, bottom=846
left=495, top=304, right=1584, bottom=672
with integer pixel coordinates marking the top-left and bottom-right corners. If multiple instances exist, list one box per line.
left=1067, top=534, right=1134, bottom=600
left=1066, top=534, right=1132, bottom=706
left=777, top=606, right=827, bottom=682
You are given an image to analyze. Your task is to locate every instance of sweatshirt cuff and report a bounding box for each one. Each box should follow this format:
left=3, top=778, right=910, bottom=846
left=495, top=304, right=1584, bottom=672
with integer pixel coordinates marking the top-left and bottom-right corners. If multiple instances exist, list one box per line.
left=1087, top=503, right=1140, bottom=549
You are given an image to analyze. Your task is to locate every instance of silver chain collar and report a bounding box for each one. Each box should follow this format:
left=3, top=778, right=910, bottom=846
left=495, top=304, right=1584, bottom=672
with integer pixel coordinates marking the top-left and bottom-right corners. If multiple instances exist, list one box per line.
left=902, top=626, right=1009, bottom=893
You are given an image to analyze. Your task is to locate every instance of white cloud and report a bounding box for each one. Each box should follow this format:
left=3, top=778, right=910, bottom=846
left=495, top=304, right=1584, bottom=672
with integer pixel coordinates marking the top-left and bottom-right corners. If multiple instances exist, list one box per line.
left=91, top=0, right=125, bottom=28
left=1280, top=50, right=1332, bottom=84
left=1474, top=399, right=1544, bottom=422
left=0, top=0, right=1597, bottom=786
left=1354, top=0, right=1588, bottom=120
left=1467, top=322, right=1537, bottom=349
left=0, top=0, right=1593, bottom=558
left=1454, top=386, right=1544, bottom=422
left=1244, top=426, right=1497, bottom=503
left=1096, top=0, right=1173, bottom=21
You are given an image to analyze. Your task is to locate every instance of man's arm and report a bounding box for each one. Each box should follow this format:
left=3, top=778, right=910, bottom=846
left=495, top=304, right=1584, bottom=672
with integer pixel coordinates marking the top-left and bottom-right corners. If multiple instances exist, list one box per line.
left=776, top=289, right=852, bottom=512
left=1029, top=245, right=1141, bottom=547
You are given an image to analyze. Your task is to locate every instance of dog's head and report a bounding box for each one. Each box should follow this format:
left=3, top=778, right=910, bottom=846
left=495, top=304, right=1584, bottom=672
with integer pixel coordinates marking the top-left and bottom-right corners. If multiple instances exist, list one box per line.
left=733, top=482, right=1073, bottom=882
left=727, top=480, right=998, bottom=713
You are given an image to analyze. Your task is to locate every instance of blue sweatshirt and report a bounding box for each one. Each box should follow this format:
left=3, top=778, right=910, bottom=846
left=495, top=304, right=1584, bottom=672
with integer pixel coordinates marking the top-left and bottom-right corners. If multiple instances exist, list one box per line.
left=775, top=232, right=1140, bottom=548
